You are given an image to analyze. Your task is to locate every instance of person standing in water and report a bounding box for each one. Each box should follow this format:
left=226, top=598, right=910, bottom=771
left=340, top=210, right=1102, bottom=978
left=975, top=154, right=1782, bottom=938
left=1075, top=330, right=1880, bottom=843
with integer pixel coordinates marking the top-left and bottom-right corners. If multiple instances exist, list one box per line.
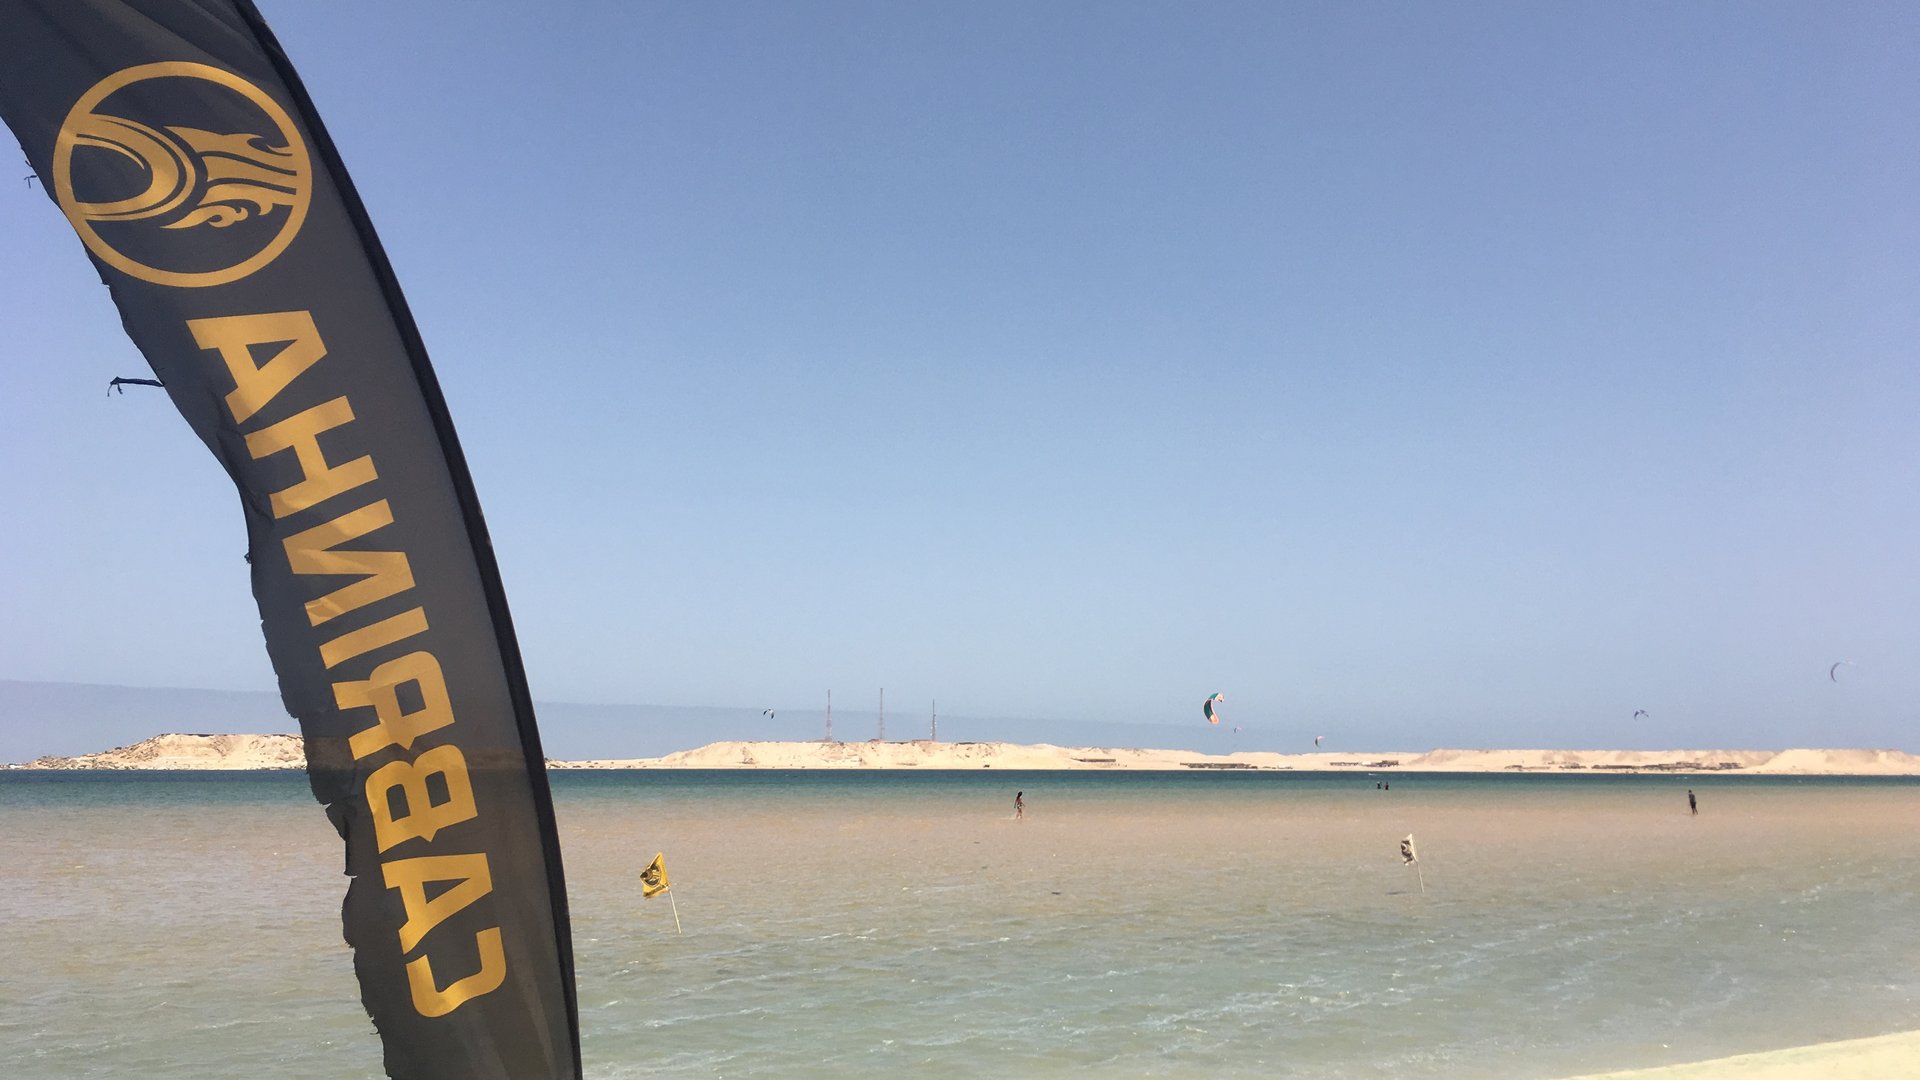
left=1688, top=789, right=1697, bottom=815
left=1014, top=791, right=1024, bottom=820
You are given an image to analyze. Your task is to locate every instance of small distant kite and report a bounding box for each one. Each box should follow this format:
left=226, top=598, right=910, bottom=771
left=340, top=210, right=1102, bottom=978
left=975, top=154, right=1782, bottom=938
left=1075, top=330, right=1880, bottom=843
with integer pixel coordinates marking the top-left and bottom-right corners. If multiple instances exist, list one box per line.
left=1203, top=692, right=1225, bottom=725
left=762, top=709, right=776, bottom=718
left=1830, top=661, right=1855, bottom=683
left=1633, top=710, right=1648, bottom=719
left=1314, top=735, right=1324, bottom=748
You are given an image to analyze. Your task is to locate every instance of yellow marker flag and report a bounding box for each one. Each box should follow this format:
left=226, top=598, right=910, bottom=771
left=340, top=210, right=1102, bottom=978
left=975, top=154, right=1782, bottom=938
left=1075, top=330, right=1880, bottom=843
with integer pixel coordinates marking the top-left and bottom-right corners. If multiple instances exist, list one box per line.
left=640, top=853, right=670, bottom=899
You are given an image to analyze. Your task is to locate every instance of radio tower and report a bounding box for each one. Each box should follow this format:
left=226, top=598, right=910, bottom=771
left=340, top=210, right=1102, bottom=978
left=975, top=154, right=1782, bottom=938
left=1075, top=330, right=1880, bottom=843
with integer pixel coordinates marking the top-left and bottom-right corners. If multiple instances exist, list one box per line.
left=878, top=687, right=885, bottom=742
left=825, top=689, right=833, bottom=743
left=931, top=700, right=937, bottom=742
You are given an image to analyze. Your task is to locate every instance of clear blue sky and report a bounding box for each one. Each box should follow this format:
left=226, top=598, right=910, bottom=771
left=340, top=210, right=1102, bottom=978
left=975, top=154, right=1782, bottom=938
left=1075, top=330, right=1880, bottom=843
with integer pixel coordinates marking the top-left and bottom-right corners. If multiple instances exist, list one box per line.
left=3, top=1, right=1915, bottom=750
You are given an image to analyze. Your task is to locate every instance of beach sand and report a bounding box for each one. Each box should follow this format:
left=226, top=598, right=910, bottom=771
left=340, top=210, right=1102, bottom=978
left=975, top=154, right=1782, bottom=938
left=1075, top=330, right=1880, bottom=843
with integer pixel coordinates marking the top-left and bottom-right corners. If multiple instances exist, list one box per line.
left=1565, top=1029, right=1920, bottom=1078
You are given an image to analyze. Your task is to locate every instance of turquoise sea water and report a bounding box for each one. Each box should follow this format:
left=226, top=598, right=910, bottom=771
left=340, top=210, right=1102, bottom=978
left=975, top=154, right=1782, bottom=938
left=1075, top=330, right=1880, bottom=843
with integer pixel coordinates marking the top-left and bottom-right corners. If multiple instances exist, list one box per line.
left=2, top=769, right=1917, bottom=1078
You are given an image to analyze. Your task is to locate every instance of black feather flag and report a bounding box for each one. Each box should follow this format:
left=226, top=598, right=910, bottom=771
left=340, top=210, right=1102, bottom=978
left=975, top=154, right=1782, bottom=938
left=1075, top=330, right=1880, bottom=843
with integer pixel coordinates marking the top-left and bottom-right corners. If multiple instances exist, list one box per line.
left=0, top=3, right=582, bottom=1077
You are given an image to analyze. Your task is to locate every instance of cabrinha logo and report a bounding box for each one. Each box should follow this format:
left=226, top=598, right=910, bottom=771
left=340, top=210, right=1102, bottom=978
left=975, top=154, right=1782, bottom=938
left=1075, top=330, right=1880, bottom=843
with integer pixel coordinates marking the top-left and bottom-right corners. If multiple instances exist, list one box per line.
left=54, top=62, right=311, bottom=288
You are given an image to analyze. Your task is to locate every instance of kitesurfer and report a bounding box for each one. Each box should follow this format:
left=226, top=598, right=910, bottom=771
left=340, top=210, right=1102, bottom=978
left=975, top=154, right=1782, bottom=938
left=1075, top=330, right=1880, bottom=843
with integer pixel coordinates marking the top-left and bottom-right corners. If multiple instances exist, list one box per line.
left=1688, top=789, right=1697, bottom=815
left=1014, top=791, right=1024, bottom=820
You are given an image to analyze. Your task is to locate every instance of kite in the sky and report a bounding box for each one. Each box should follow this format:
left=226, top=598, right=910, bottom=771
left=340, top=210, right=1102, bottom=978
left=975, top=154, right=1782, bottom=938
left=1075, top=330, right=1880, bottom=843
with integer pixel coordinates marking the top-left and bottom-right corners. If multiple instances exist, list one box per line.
left=762, top=709, right=776, bottom=718
left=1203, top=693, right=1225, bottom=725
left=1314, top=735, right=1324, bottom=748
left=1830, top=661, right=1855, bottom=682
left=1633, top=710, right=1648, bottom=719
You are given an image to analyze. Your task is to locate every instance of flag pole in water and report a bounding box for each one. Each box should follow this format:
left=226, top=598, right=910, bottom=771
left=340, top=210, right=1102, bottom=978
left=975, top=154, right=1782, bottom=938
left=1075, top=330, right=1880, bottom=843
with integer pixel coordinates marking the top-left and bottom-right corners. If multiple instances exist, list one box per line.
left=642, top=853, right=682, bottom=934
left=1401, top=834, right=1425, bottom=895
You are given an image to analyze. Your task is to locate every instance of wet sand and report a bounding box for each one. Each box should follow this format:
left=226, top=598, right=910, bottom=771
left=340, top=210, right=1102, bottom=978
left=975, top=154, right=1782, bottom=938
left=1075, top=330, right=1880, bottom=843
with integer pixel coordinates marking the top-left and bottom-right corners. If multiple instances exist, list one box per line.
left=1567, top=1029, right=1920, bottom=1078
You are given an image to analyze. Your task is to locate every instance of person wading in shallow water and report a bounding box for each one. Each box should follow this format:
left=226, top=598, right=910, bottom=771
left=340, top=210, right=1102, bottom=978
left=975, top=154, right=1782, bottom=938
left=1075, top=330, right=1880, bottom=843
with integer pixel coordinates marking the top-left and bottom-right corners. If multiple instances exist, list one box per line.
left=1688, top=789, right=1697, bottom=815
left=1014, top=791, right=1024, bottom=821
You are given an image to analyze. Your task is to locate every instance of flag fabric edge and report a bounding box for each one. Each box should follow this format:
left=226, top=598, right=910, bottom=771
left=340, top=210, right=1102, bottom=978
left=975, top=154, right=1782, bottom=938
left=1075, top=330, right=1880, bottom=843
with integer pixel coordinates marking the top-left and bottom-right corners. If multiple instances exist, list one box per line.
left=225, top=3, right=581, bottom=1073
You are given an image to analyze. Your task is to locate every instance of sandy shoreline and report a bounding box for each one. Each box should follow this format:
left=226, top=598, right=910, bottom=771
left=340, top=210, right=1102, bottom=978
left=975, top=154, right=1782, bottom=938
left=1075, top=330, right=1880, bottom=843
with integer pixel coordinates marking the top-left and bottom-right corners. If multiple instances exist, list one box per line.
left=13, top=733, right=1918, bottom=775
left=564, top=740, right=1920, bottom=774
left=1563, top=1029, right=1920, bottom=1078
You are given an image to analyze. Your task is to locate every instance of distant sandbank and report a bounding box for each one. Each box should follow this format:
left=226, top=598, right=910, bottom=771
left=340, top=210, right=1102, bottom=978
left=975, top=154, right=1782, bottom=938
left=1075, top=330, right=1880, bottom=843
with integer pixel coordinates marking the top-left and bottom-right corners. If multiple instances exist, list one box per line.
left=13, top=733, right=1919, bottom=775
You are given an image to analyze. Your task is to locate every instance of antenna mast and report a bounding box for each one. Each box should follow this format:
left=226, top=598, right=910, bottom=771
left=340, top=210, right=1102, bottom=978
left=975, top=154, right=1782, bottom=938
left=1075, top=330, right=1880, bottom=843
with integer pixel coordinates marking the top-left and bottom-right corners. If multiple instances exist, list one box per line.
left=825, top=689, right=832, bottom=743
left=931, top=699, right=937, bottom=742
left=878, top=687, right=885, bottom=742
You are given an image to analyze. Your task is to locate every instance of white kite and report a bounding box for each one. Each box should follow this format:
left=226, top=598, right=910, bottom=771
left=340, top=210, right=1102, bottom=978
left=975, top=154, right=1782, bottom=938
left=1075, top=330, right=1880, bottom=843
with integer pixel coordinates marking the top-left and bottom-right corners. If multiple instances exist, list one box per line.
left=1401, top=834, right=1424, bottom=894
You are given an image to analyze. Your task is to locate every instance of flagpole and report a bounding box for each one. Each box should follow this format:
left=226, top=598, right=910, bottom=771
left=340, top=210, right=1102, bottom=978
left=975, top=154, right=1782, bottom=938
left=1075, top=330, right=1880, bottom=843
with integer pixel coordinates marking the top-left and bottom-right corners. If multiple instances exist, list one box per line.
left=667, top=887, right=682, bottom=934
left=1401, top=834, right=1424, bottom=895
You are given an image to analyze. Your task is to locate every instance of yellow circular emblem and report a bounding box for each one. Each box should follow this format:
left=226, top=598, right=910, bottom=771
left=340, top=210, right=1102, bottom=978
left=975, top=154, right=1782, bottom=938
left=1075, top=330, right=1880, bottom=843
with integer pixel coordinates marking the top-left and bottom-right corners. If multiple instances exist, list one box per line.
left=54, top=62, right=312, bottom=289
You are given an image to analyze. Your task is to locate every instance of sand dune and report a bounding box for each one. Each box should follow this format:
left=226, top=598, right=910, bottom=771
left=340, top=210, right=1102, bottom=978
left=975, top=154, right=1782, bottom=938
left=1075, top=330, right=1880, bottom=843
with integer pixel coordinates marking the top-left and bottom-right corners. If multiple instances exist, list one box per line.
left=561, top=741, right=1920, bottom=774
left=13, top=734, right=1918, bottom=775
left=21, top=733, right=306, bottom=770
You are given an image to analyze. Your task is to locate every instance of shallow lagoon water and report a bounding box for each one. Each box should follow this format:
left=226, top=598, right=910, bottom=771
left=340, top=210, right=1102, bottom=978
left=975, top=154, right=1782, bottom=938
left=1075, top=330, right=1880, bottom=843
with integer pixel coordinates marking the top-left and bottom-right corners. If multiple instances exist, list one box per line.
left=3, top=769, right=1916, bottom=1077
